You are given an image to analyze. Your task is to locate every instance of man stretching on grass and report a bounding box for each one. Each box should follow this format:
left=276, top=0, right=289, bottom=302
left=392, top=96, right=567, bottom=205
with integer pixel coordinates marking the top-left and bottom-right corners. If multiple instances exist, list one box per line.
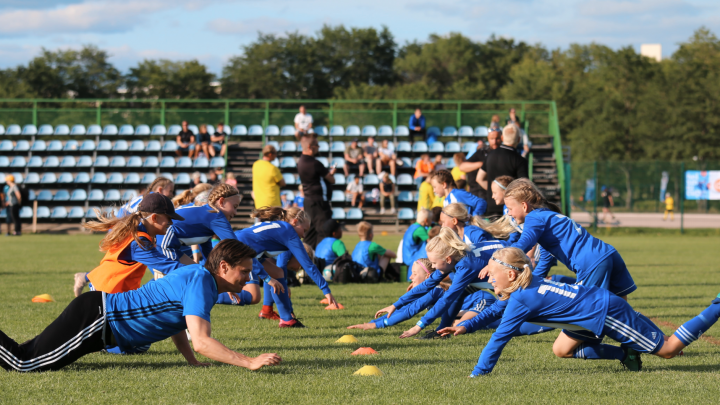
left=0, top=240, right=282, bottom=372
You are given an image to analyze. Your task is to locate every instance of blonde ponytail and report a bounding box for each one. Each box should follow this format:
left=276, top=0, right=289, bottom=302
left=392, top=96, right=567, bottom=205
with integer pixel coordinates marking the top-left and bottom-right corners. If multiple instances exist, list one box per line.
left=84, top=210, right=151, bottom=252
left=207, top=183, right=240, bottom=213
left=492, top=247, right=534, bottom=300
left=426, top=227, right=470, bottom=262
left=172, top=183, right=212, bottom=207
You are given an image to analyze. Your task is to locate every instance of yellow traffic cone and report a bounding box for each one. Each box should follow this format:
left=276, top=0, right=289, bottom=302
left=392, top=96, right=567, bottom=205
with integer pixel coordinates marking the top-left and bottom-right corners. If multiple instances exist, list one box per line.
left=335, top=335, right=359, bottom=343
left=354, top=365, right=383, bottom=376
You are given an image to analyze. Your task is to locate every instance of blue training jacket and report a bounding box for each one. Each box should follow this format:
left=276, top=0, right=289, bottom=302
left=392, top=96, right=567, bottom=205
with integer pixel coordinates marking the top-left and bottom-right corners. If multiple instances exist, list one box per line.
left=462, top=225, right=492, bottom=245
left=316, top=237, right=340, bottom=265
left=444, top=188, right=487, bottom=216
left=402, top=223, right=427, bottom=267
left=122, top=223, right=184, bottom=275
left=156, top=204, right=236, bottom=261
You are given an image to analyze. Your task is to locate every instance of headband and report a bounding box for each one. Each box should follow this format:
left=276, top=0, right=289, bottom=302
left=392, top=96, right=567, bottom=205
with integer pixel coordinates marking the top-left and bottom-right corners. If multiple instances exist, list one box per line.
left=415, top=260, right=431, bottom=276
left=493, top=180, right=507, bottom=190
left=491, top=256, right=528, bottom=272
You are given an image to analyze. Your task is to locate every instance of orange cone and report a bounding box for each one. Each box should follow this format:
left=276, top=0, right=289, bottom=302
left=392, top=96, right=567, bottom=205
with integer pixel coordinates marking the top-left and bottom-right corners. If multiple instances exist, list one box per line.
left=31, top=294, right=54, bottom=303
left=351, top=347, right=378, bottom=355
left=325, top=303, right=345, bottom=310
left=319, top=298, right=330, bottom=304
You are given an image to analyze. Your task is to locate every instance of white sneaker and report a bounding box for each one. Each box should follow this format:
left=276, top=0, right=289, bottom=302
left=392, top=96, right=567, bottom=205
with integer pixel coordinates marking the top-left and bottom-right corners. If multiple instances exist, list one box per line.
left=73, top=272, right=88, bottom=297
left=380, top=208, right=385, bottom=214
left=390, top=208, right=396, bottom=214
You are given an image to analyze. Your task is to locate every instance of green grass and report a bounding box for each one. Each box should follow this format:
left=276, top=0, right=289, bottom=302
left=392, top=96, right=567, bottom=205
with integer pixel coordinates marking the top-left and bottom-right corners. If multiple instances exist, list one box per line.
left=2, top=233, right=720, bottom=404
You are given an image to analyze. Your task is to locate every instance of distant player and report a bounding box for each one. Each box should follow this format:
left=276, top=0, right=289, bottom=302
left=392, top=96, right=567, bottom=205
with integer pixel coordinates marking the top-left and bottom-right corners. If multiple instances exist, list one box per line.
left=663, top=192, right=674, bottom=221
left=432, top=170, right=487, bottom=216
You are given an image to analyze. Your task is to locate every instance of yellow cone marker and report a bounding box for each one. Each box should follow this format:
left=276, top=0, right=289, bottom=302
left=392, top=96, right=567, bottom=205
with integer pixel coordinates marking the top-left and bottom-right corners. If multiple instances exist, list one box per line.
left=354, top=365, right=383, bottom=376
left=31, top=294, right=54, bottom=303
left=335, top=335, right=359, bottom=343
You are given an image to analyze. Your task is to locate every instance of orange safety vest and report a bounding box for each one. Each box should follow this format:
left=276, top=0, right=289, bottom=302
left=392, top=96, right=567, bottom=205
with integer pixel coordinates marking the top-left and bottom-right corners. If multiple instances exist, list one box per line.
left=87, top=232, right=152, bottom=293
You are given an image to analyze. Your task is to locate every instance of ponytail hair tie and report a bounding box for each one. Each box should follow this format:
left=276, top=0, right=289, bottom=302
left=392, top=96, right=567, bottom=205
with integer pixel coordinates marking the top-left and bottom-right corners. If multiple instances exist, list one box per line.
left=416, top=260, right=431, bottom=275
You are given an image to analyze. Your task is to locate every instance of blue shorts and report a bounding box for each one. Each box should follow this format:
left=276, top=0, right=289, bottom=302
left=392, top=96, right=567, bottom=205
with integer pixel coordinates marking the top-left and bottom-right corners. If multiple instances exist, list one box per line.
left=577, top=250, right=636, bottom=296
left=177, top=145, right=195, bottom=152
left=460, top=290, right=497, bottom=313
left=212, top=143, right=222, bottom=152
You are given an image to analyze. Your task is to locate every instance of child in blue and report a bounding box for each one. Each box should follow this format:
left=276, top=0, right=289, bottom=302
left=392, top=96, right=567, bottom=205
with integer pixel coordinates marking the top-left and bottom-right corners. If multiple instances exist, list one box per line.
left=439, top=247, right=720, bottom=376
left=438, top=202, right=494, bottom=245
left=400, top=208, right=431, bottom=281
left=0, top=240, right=282, bottom=372
left=352, top=221, right=397, bottom=281
left=235, top=206, right=340, bottom=327
left=374, top=227, right=506, bottom=340
left=293, top=185, right=305, bottom=208
left=315, top=219, right=348, bottom=265
left=432, top=170, right=487, bottom=216
left=117, top=177, right=174, bottom=218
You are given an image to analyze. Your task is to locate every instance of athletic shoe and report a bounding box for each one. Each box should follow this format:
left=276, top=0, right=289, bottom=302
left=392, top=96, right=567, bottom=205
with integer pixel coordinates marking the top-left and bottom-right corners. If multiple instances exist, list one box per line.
left=258, top=310, right=281, bottom=320
left=73, top=272, right=88, bottom=297
left=415, top=330, right=451, bottom=340
left=621, top=347, right=642, bottom=371
left=279, top=319, right=306, bottom=328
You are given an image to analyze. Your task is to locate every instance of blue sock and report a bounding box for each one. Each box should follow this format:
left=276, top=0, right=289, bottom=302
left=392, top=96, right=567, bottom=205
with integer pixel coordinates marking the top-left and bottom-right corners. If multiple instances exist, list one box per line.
left=216, top=291, right=253, bottom=306
left=573, top=343, right=625, bottom=361
left=271, top=278, right=294, bottom=322
left=674, top=298, right=720, bottom=345
left=515, top=323, right=554, bottom=336
left=263, top=282, right=275, bottom=306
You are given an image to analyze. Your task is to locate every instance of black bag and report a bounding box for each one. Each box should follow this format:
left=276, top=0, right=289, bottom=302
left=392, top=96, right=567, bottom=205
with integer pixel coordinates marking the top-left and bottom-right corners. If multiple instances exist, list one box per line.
left=331, top=253, right=362, bottom=284
left=18, top=184, right=30, bottom=207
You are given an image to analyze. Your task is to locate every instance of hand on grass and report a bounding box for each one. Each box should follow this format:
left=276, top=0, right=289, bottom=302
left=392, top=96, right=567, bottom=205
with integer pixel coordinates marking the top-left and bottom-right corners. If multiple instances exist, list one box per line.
left=188, top=360, right=211, bottom=367
left=399, top=325, right=422, bottom=339
left=325, top=293, right=338, bottom=307
left=438, top=326, right=466, bottom=337
left=247, top=353, right=282, bottom=370
left=347, top=323, right=377, bottom=330
left=267, top=279, right=285, bottom=294
left=375, top=305, right=395, bottom=319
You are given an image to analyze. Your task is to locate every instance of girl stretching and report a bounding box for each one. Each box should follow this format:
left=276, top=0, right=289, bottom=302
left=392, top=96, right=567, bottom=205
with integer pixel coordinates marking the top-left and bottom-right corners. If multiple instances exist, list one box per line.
left=117, top=177, right=175, bottom=217
left=374, top=228, right=505, bottom=339
left=440, top=247, right=720, bottom=375
left=439, top=202, right=493, bottom=245
left=235, top=206, right=340, bottom=328
left=432, top=170, right=487, bottom=216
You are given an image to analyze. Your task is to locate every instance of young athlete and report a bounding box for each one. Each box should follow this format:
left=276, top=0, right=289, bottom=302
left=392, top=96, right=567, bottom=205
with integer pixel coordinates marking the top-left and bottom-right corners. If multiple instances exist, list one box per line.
left=490, top=175, right=514, bottom=216
left=72, top=193, right=186, bottom=297
left=439, top=247, right=720, bottom=375
left=235, top=206, right=340, bottom=327
left=400, top=208, right=431, bottom=280
left=352, top=221, right=397, bottom=282
left=663, top=192, right=674, bottom=221
left=374, top=228, right=505, bottom=339
left=315, top=219, right=348, bottom=266
left=439, top=202, right=493, bottom=245
left=293, top=185, right=305, bottom=209
left=117, top=177, right=175, bottom=217
left=172, top=183, right=213, bottom=207
left=0, top=240, right=282, bottom=372
left=432, top=170, right=487, bottom=216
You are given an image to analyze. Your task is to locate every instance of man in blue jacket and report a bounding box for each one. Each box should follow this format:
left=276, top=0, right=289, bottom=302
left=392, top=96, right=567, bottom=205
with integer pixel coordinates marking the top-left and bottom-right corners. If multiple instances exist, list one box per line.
left=409, top=108, right=426, bottom=143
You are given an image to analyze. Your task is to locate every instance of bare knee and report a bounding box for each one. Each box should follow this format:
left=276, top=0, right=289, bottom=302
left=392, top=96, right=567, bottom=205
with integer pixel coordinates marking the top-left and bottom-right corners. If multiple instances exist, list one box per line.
left=552, top=343, right=575, bottom=358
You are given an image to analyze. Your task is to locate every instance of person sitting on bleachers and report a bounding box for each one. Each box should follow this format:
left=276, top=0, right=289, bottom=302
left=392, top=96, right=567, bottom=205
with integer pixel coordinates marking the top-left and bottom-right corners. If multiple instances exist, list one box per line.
left=211, top=122, right=227, bottom=157
left=379, top=172, right=395, bottom=215
left=294, top=105, right=313, bottom=140
left=346, top=176, right=365, bottom=209
left=417, top=171, right=436, bottom=212
left=364, top=137, right=379, bottom=175
left=452, top=153, right=467, bottom=183
left=344, top=139, right=366, bottom=177
left=198, top=124, right=211, bottom=158
left=409, top=108, right=426, bottom=143
left=376, top=139, right=397, bottom=176
left=414, top=153, right=434, bottom=189
left=176, top=120, right=196, bottom=158
left=433, top=154, right=446, bottom=171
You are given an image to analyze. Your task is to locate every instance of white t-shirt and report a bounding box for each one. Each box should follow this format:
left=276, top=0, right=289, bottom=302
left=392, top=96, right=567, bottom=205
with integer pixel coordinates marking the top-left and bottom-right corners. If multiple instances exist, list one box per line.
left=294, top=113, right=313, bottom=131
left=378, top=144, right=394, bottom=158
left=346, top=181, right=364, bottom=194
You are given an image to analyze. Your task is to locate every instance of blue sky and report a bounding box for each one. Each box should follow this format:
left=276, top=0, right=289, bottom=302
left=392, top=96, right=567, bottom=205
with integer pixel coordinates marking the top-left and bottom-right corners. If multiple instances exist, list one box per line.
left=0, top=0, right=718, bottom=75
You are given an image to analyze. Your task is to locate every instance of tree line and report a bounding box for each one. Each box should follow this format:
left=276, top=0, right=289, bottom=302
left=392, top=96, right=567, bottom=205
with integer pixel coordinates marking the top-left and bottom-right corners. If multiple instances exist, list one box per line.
left=0, top=25, right=719, bottom=161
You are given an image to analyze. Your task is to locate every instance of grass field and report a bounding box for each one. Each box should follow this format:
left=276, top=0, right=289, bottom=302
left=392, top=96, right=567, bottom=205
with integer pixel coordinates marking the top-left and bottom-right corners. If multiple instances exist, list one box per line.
left=2, top=232, right=720, bottom=404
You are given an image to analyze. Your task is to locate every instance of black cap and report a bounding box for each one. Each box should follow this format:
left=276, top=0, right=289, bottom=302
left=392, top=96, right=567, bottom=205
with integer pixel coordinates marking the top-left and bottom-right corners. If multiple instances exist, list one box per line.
left=138, top=193, right=185, bottom=221
left=323, top=219, right=346, bottom=235
left=351, top=138, right=359, bottom=142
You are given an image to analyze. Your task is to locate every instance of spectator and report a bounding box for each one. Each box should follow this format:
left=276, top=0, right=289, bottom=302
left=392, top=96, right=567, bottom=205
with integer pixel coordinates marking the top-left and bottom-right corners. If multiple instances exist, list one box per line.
left=280, top=193, right=291, bottom=209
left=346, top=176, right=365, bottom=209
left=476, top=124, right=528, bottom=216
left=344, top=139, right=366, bottom=177
left=298, top=135, right=336, bottom=247
left=225, top=172, right=237, bottom=186
left=213, top=167, right=224, bottom=182
left=294, top=185, right=305, bottom=209
left=451, top=153, right=466, bottom=182
left=176, top=120, right=196, bottom=157
left=506, top=108, right=522, bottom=127
left=414, top=153, right=434, bottom=189
left=489, top=114, right=501, bottom=129
left=197, top=124, right=211, bottom=158
left=601, top=186, right=615, bottom=224
left=459, top=127, right=502, bottom=198
left=408, top=108, right=426, bottom=143
left=352, top=221, right=397, bottom=282
left=210, top=122, right=227, bottom=157
left=417, top=173, right=436, bottom=211
left=379, top=172, right=395, bottom=214
left=3, top=174, right=22, bottom=236
left=294, top=105, right=313, bottom=140
left=456, top=179, right=467, bottom=190
left=364, top=136, right=378, bottom=175
left=207, top=169, right=218, bottom=185
left=433, top=155, right=446, bottom=171
left=376, top=139, right=397, bottom=176
left=191, top=171, right=203, bottom=186
left=252, top=144, right=285, bottom=209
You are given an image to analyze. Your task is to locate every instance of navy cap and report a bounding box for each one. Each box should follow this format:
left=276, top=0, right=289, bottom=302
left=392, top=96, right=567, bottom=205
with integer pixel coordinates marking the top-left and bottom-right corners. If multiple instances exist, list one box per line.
left=138, top=193, right=184, bottom=221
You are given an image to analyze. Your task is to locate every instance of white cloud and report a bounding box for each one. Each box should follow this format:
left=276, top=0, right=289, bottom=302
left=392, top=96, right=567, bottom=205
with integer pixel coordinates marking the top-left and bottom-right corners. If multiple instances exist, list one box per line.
left=205, top=17, right=315, bottom=36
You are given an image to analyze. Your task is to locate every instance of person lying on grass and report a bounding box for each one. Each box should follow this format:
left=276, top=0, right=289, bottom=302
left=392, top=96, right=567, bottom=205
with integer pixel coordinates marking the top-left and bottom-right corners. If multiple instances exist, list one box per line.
left=0, top=240, right=281, bottom=372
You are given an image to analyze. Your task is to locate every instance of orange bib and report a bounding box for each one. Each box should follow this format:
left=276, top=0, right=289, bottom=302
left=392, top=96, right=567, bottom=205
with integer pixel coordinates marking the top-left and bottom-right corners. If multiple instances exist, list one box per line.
left=87, top=232, right=152, bottom=293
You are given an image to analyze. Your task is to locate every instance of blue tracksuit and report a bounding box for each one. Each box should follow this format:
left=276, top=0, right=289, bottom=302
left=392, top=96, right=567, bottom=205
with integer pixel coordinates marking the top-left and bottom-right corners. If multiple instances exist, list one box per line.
left=121, top=223, right=184, bottom=276
left=156, top=204, right=236, bottom=261
left=462, top=225, right=493, bottom=245
left=117, top=194, right=145, bottom=218
left=444, top=188, right=487, bottom=216
left=402, top=223, right=427, bottom=268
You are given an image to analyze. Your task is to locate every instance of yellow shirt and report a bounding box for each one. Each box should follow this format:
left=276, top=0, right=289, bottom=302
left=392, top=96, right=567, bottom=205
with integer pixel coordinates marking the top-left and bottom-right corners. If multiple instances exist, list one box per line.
left=451, top=167, right=466, bottom=181
left=433, top=195, right=444, bottom=208
left=417, top=181, right=435, bottom=211
left=252, top=159, right=283, bottom=208
left=665, top=196, right=674, bottom=210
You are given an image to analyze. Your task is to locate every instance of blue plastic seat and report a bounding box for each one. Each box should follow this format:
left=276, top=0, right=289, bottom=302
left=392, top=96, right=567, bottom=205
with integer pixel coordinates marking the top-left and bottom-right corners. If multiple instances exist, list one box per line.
left=46, top=140, right=63, bottom=152
left=333, top=173, right=346, bottom=185
left=22, top=125, right=38, bottom=136
left=63, top=140, right=79, bottom=151
left=49, top=207, right=66, bottom=219
left=70, top=125, right=86, bottom=135
left=74, top=172, right=90, bottom=183
left=60, top=156, right=76, bottom=168
left=0, top=208, right=4, bottom=219
left=94, top=155, right=109, bottom=167
left=398, top=191, right=413, bottom=202
left=124, top=173, right=140, bottom=184
left=248, top=125, right=263, bottom=136
left=126, top=156, right=142, bottom=168
left=68, top=207, right=85, bottom=219
left=87, top=125, right=102, bottom=136
left=119, top=125, right=134, bottom=136
left=112, top=140, right=129, bottom=152
left=145, top=140, right=161, bottom=152
left=19, top=206, right=33, bottom=218
left=122, top=190, right=138, bottom=201
left=85, top=207, right=100, bottom=218
left=194, top=157, right=209, bottom=168
left=474, top=126, right=489, bottom=137
left=129, top=140, right=145, bottom=152
left=363, top=174, right=379, bottom=185
left=447, top=159, right=456, bottom=169
left=232, top=125, right=247, bottom=136
left=143, top=156, right=159, bottom=168
left=397, top=174, right=413, bottom=185
left=462, top=142, right=477, bottom=154
left=396, top=141, right=412, bottom=153
left=331, top=157, right=345, bottom=168
left=281, top=125, right=295, bottom=136
left=168, top=125, right=182, bottom=136
left=27, top=156, right=43, bottom=168
left=36, top=190, right=53, bottom=201
left=151, top=125, right=167, bottom=136
left=0, top=156, right=8, bottom=167
left=31, top=140, right=47, bottom=152
left=70, top=189, right=87, bottom=201
left=264, top=141, right=279, bottom=151
left=88, top=189, right=104, bottom=201
left=141, top=173, right=157, bottom=184
left=6, top=125, right=21, bottom=136
left=270, top=158, right=279, bottom=167
left=53, top=125, right=70, bottom=136
left=280, top=157, right=296, bottom=169
left=429, top=142, right=444, bottom=153
left=0, top=140, right=12, bottom=151
left=332, top=208, right=346, bottom=220
left=134, top=125, right=150, bottom=136
left=331, top=141, right=345, bottom=153
left=105, top=189, right=121, bottom=201
left=362, top=126, right=377, bottom=136
left=345, top=126, right=360, bottom=136
left=102, top=125, right=118, bottom=136
left=96, top=140, right=112, bottom=151
left=282, top=173, right=296, bottom=185
left=38, top=125, right=54, bottom=136
left=91, top=172, right=107, bottom=184
left=329, top=126, right=344, bottom=137
left=441, top=126, right=457, bottom=136
left=445, top=141, right=461, bottom=153
left=57, top=173, right=73, bottom=183
left=209, top=157, right=225, bottom=167
left=53, top=189, right=70, bottom=201
left=398, top=208, right=414, bottom=220
left=79, top=140, right=95, bottom=151
left=316, top=157, right=329, bottom=167
left=40, top=173, right=57, bottom=184
left=177, top=157, right=192, bottom=168
left=376, top=125, right=392, bottom=136
left=174, top=173, right=190, bottom=185
left=331, top=190, right=345, bottom=202
left=23, top=173, right=38, bottom=184
left=107, top=172, right=124, bottom=183
left=458, top=126, right=473, bottom=137
left=315, top=126, right=328, bottom=136
left=162, top=140, right=178, bottom=152
left=160, top=156, right=176, bottom=168
left=14, top=140, right=30, bottom=152
left=10, top=156, right=26, bottom=168
left=346, top=208, right=363, bottom=220
left=265, top=125, right=280, bottom=136
left=0, top=125, right=3, bottom=135
left=318, top=141, right=329, bottom=152
left=427, top=127, right=441, bottom=138
left=280, top=141, right=296, bottom=152
left=110, top=156, right=126, bottom=167
left=394, top=125, right=410, bottom=136
left=412, top=142, right=429, bottom=153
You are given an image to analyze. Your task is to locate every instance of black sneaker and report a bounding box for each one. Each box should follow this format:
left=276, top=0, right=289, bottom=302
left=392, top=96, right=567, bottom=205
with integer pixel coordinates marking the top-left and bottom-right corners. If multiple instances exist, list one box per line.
left=415, top=330, right=451, bottom=340
left=621, top=347, right=642, bottom=371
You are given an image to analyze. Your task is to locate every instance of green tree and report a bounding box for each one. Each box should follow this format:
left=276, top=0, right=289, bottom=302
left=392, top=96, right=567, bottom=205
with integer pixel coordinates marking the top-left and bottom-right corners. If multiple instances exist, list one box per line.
left=126, top=59, right=216, bottom=99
